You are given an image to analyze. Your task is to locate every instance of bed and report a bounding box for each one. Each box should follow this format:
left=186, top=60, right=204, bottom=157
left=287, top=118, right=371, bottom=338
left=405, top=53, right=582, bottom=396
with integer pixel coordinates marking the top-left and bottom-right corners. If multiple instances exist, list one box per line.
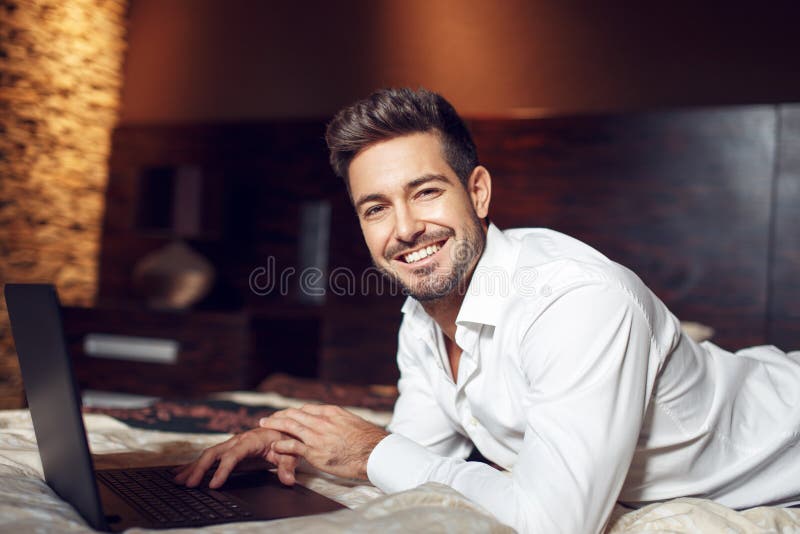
left=1, top=372, right=799, bottom=533
left=3, top=104, right=799, bottom=532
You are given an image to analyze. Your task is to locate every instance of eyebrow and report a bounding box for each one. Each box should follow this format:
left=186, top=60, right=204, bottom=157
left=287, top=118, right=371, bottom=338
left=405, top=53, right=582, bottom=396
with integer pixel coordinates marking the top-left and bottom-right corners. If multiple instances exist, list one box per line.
left=354, top=173, right=454, bottom=211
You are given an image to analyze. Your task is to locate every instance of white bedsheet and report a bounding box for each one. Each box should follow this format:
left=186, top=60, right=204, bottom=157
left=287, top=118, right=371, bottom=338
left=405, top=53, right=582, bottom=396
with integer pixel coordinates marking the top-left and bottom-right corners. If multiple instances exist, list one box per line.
left=1, top=393, right=798, bottom=533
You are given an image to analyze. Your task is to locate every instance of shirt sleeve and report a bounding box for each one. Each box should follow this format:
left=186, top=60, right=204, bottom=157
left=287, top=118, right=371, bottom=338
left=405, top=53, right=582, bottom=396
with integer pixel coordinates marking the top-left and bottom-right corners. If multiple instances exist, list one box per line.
left=368, top=283, right=655, bottom=533
left=383, top=314, right=473, bottom=459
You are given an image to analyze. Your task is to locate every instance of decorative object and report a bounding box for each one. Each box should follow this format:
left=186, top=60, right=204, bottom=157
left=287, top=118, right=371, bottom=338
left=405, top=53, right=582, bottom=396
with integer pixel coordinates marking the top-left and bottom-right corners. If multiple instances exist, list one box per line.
left=132, top=241, right=215, bottom=309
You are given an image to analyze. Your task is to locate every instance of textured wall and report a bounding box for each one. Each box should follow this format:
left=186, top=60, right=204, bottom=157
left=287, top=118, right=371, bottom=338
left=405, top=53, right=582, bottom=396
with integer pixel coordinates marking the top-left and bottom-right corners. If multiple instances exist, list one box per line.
left=0, top=0, right=128, bottom=408
left=118, top=0, right=800, bottom=123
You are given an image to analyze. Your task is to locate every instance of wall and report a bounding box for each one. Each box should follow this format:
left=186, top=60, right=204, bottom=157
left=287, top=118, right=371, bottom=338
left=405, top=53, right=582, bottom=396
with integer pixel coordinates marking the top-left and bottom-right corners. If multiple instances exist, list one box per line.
left=110, top=1, right=800, bottom=386
left=118, top=0, right=800, bottom=123
left=0, top=0, right=128, bottom=408
left=93, top=107, right=800, bottom=386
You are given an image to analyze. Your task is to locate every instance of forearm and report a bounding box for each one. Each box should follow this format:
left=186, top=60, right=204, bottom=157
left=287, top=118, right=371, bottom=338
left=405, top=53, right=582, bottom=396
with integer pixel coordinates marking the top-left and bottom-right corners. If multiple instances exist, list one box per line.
left=368, top=434, right=572, bottom=533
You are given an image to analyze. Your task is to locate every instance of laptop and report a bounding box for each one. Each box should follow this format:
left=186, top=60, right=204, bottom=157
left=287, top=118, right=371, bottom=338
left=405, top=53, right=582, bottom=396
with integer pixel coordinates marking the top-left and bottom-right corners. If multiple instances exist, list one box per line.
left=4, top=283, right=344, bottom=531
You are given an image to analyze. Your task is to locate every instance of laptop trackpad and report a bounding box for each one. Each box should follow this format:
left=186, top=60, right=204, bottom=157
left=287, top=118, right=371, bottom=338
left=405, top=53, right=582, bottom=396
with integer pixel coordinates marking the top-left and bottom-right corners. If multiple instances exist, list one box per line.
left=219, top=470, right=345, bottom=519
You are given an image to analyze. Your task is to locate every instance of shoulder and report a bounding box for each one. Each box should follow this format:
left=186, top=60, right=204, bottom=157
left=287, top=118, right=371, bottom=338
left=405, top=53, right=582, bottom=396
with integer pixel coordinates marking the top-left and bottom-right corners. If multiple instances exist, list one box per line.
left=497, top=227, right=632, bottom=306
left=500, top=228, right=647, bottom=303
left=497, top=227, right=677, bottom=347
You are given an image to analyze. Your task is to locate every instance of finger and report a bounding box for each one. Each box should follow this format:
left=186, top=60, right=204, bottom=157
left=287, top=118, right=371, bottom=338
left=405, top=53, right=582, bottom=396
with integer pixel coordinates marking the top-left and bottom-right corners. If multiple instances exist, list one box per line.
left=260, top=417, right=311, bottom=442
left=182, top=440, right=237, bottom=487
left=296, top=403, right=338, bottom=417
left=174, top=452, right=220, bottom=481
left=276, top=453, right=298, bottom=485
left=263, top=406, right=328, bottom=423
left=172, top=462, right=197, bottom=484
left=258, top=409, right=286, bottom=428
left=258, top=407, right=305, bottom=424
left=260, top=406, right=300, bottom=420
left=272, top=438, right=309, bottom=457
left=172, top=463, right=202, bottom=483
left=259, top=412, right=319, bottom=442
left=265, top=446, right=291, bottom=466
left=268, top=443, right=298, bottom=465
left=208, top=445, right=252, bottom=489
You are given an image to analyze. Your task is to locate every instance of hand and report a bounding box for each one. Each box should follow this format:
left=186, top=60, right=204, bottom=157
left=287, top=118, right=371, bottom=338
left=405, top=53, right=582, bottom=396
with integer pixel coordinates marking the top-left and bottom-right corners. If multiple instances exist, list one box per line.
left=173, top=427, right=299, bottom=488
left=259, top=404, right=389, bottom=480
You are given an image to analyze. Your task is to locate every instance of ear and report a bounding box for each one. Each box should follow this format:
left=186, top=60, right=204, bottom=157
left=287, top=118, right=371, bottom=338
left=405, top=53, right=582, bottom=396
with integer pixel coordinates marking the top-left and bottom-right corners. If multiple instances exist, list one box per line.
left=467, top=166, right=491, bottom=219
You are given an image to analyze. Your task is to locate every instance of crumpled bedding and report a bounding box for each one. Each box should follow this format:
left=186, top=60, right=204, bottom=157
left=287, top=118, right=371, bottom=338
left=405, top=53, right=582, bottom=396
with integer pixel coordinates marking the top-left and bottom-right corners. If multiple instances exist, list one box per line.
left=1, top=392, right=798, bottom=533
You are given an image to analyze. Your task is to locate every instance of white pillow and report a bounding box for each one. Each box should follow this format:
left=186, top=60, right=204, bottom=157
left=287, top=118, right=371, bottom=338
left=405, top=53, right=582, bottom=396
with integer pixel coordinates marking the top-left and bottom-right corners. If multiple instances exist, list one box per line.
left=680, top=321, right=715, bottom=342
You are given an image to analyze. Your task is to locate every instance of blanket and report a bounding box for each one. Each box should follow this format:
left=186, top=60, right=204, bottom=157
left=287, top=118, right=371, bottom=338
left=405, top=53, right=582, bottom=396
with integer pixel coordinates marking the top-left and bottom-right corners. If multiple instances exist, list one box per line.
left=1, top=391, right=799, bottom=533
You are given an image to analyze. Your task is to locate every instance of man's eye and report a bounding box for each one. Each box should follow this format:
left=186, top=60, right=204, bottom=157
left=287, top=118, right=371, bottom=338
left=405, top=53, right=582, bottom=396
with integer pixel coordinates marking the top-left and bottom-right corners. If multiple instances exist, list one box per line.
left=417, top=188, right=442, bottom=199
left=364, top=205, right=385, bottom=218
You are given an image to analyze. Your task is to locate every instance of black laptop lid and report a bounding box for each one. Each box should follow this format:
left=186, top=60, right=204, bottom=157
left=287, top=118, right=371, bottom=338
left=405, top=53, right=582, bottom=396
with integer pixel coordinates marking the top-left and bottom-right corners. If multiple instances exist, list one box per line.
left=5, top=284, right=108, bottom=531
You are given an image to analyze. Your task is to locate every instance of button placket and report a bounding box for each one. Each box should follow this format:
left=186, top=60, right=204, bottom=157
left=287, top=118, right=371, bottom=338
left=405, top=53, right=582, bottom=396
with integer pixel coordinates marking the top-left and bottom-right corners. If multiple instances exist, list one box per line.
left=454, top=325, right=483, bottom=393
left=420, top=331, right=446, bottom=374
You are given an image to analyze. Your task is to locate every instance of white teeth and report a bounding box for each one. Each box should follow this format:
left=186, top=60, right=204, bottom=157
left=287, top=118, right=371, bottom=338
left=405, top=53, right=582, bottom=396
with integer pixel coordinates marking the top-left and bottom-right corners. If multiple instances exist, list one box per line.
left=403, top=243, right=443, bottom=264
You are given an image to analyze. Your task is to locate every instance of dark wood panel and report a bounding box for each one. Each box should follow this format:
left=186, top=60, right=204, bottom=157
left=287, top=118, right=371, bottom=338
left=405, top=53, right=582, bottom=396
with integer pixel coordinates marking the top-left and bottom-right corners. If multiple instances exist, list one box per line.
left=768, top=104, right=800, bottom=350
left=98, top=122, right=338, bottom=387
left=62, top=306, right=322, bottom=397
left=318, top=186, right=405, bottom=383
left=470, top=107, right=777, bottom=351
left=94, top=107, right=800, bottom=390
left=101, top=121, right=338, bottom=311
left=63, top=306, right=253, bottom=397
left=320, top=297, right=404, bottom=384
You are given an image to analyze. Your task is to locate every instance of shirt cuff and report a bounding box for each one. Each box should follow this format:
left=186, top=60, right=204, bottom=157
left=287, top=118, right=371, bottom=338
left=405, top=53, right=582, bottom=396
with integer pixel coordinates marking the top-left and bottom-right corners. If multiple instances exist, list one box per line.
left=367, top=432, right=440, bottom=493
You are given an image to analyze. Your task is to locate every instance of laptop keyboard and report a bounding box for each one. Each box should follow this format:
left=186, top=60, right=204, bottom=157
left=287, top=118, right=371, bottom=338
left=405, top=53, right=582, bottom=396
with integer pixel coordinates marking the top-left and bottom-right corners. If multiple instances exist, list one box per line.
left=97, top=468, right=254, bottom=525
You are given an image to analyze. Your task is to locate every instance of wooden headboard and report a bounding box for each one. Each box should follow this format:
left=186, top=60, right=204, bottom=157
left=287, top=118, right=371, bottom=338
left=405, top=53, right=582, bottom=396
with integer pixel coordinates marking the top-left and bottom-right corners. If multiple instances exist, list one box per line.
left=94, top=104, right=799, bottom=389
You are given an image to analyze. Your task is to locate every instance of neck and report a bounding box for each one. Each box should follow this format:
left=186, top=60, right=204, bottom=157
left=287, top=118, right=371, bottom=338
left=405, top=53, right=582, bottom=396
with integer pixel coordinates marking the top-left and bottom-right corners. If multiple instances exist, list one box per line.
left=421, top=220, right=490, bottom=341
left=420, top=289, right=464, bottom=342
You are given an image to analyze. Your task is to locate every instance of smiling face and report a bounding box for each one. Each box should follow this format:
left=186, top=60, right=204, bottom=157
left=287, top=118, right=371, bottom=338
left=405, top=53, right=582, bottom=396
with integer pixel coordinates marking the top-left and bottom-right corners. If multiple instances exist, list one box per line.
left=348, top=131, right=491, bottom=302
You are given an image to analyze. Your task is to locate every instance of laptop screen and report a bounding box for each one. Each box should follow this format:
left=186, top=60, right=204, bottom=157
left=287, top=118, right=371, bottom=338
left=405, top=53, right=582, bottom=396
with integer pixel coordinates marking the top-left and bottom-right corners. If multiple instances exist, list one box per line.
left=5, top=284, right=108, bottom=531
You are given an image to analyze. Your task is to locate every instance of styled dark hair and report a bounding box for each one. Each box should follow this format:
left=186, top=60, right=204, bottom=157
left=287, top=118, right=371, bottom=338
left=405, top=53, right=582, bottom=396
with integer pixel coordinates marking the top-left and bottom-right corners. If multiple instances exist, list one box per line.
left=325, top=88, right=479, bottom=190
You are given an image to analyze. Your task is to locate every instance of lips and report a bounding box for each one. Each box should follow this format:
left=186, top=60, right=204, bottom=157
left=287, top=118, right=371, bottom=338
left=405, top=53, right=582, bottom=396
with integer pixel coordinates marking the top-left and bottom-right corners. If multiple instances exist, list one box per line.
left=393, top=238, right=448, bottom=265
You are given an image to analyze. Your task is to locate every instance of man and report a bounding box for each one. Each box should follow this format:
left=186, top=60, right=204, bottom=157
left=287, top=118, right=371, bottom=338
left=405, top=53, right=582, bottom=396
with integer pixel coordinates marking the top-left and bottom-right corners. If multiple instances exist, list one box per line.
left=176, top=88, right=800, bottom=533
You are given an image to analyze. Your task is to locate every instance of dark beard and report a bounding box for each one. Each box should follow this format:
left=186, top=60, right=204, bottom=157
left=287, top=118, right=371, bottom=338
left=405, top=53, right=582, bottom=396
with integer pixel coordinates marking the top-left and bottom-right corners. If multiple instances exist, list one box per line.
left=374, top=213, right=486, bottom=302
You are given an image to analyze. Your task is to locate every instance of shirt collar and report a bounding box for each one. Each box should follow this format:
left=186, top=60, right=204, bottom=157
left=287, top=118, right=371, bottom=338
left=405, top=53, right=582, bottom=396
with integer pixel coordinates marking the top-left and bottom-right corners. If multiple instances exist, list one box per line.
left=455, top=223, right=519, bottom=327
left=401, top=223, right=519, bottom=329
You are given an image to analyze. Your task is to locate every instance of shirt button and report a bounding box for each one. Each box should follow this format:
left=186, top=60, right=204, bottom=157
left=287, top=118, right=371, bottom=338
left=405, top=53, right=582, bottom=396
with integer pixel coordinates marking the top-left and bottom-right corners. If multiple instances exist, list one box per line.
left=469, top=417, right=479, bottom=428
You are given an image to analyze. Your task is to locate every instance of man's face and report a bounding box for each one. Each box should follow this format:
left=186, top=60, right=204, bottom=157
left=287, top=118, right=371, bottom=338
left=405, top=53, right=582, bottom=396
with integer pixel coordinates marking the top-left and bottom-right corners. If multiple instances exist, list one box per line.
left=348, top=132, right=490, bottom=302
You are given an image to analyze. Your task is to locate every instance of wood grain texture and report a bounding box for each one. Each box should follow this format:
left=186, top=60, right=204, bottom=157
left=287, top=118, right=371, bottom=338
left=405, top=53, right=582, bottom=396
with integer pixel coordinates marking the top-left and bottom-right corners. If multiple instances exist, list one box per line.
left=89, top=106, right=798, bottom=389
left=768, top=105, right=800, bottom=350
left=63, top=306, right=252, bottom=397
left=62, top=306, right=322, bottom=397
left=319, top=186, right=406, bottom=384
left=102, top=122, right=338, bottom=309
left=471, top=108, right=777, bottom=351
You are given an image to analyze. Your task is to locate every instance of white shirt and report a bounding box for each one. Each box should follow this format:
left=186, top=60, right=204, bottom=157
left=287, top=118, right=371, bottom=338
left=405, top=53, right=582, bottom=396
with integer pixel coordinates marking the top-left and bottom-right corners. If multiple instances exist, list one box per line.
left=366, top=224, right=800, bottom=533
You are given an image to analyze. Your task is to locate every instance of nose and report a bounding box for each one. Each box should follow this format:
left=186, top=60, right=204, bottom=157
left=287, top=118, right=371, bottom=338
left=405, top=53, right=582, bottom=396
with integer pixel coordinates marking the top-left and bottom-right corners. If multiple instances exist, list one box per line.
left=394, top=204, right=425, bottom=244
